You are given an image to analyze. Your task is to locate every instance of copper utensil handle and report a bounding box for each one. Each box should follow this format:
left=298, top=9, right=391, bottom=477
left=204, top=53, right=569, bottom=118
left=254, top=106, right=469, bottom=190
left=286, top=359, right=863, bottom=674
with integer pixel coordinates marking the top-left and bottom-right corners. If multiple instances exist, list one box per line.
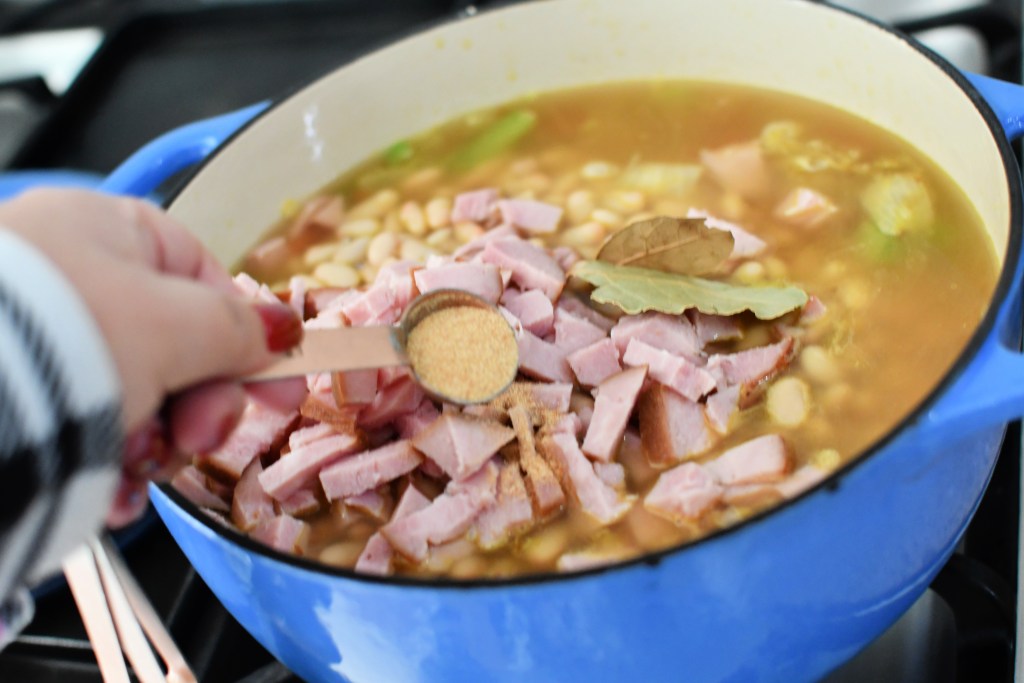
left=245, top=326, right=407, bottom=381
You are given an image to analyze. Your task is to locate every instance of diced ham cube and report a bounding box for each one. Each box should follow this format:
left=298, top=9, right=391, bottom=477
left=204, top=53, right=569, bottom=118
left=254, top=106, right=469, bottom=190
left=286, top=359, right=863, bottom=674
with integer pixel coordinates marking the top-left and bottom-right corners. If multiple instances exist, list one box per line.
left=594, top=462, right=626, bottom=490
left=378, top=366, right=412, bottom=389
left=299, top=395, right=359, bottom=432
left=503, top=289, right=555, bottom=337
left=705, top=385, right=741, bottom=434
left=496, top=198, right=563, bottom=234
left=558, top=296, right=615, bottom=332
left=345, top=488, right=393, bottom=522
left=358, top=378, right=425, bottom=430
left=232, top=459, right=275, bottom=531
left=287, top=275, right=307, bottom=320
left=610, top=312, right=701, bottom=358
left=687, top=209, right=767, bottom=259
left=644, top=462, right=723, bottom=522
left=320, top=440, right=423, bottom=500
left=554, top=308, right=607, bottom=353
left=800, top=295, right=827, bottom=325
left=698, top=140, right=770, bottom=200
left=413, top=262, right=503, bottom=305
left=339, top=284, right=399, bottom=327
left=689, top=311, right=744, bottom=347
left=453, top=224, right=518, bottom=260
left=774, top=187, right=838, bottom=228
left=381, top=460, right=500, bottom=562
left=355, top=485, right=432, bottom=575
left=517, top=329, right=573, bottom=383
left=332, top=369, right=378, bottom=406
left=251, top=515, right=310, bottom=555
left=233, top=272, right=279, bottom=304
left=306, top=287, right=354, bottom=319
left=480, top=238, right=565, bottom=301
left=411, top=413, right=515, bottom=481
left=258, top=433, right=361, bottom=501
left=473, top=461, right=534, bottom=550
left=395, top=399, right=441, bottom=440
left=540, top=432, right=634, bottom=524
left=550, top=413, right=584, bottom=437
left=776, top=464, right=830, bottom=499
left=581, top=367, right=647, bottom=462
left=374, top=260, right=418, bottom=312
left=278, top=488, right=321, bottom=517
left=172, top=465, right=229, bottom=512
left=706, top=337, right=795, bottom=395
left=552, top=246, right=581, bottom=272
left=509, top=406, right=566, bottom=516
left=570, top=392, right=596, bottom=433
left=451, top=188, right=498, bottom=223
left=622, top=338, right=716, bottom=402
left=523, top=382, right=573, bottom=412
left=567, top=338, right=622, bottom=388
left=201, top=403, right=298, bottom=480
left=704, top=434, right=790, bottom=486
left=637, top=384, right=716, bottom=466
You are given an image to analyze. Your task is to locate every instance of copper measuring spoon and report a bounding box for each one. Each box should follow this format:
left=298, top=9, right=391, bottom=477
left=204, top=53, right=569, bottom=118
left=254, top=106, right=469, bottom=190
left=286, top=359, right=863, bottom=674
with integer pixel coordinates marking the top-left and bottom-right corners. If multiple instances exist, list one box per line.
left=245, top=289, right=519, bottom=404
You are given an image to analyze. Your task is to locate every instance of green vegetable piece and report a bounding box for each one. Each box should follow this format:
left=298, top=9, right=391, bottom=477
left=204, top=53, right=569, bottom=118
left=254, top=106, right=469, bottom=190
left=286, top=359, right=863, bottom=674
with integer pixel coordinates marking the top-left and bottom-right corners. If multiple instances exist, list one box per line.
left=855, top=221, right=906, bottom=263
left=572, top=260, right=808, bottom=320
left=448, top=109, right=538, bottom=172
left=384, top=140, right=414, bottom=166
left=860, top=172, right=934, bottom=236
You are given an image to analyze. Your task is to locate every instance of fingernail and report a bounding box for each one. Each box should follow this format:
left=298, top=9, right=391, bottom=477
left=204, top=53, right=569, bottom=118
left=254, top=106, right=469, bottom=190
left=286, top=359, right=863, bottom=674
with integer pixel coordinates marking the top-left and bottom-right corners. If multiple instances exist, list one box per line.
left=254, top=302, right=304, bottom=353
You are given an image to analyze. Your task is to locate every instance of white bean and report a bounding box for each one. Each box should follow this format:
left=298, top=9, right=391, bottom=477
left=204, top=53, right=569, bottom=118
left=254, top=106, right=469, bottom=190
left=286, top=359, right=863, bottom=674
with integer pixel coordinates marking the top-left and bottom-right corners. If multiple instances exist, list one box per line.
left=339, top=217, right=381, bottom=238
left=522, top=525, right=570, bottom=565
left=840, top=280, right=872, bottom=310
left=453, top=221, right=485, bottom=244
left=766, top=377, right=811, bottom=427
left=313, top=262, right=360, bottom=288
left=561, top=221, right=606, bottom=249
left=591, top=208, right=623, bottom=230
left=367, top=232, right=400, bottom=266
left=734, top=261, right=766, bottom=284
left=303, top=242, right=338, bottom=267
left=811, top=448, right=841, bottom=471
left=425, top=228, right=453, bottom=248
left=399, top=201, right=427, bottom=236
left=400, top=166, right=442, bottom=193
left=566, top=190, right=596, bottom=224
left=347, top=189, right=399, bottom=220
left=400, top=238, right=437, bottom=262
left=319, top=541, right=364, bottom=568
left=605, top=189, right=645, bottom=214
left=425, top=197, right=452, bottom=229
left=581, top=161, right=619, bottom=179
left=800, top=345, right=840, bottom=383
left=333, top=237, right=370, bottom=265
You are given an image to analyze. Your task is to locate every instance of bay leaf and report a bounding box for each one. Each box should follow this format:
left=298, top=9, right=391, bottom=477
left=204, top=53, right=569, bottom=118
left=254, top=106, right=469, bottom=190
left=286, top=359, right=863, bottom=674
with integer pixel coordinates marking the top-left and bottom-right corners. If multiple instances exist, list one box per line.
left=571, top=260, right=808, bottom=320
left=596, top=216, right=733, bottom=276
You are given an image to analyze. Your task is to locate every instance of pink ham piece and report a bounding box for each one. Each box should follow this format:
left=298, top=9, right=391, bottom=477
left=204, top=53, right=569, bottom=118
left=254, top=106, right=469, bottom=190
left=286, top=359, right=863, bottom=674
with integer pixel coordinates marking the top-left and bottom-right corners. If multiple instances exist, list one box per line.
left=553, top=308, right=607, bottom=353
left=355, top=485, right=432, bottom=575
left=172, top=465, right=229, bottom=512
left=558, top=296, right=615, bottom=332
left=518, top=330, right=573, bottom=383
left=358, top=378, right=425, bottom=430
left=381, top=460, right=500, bottom=562
left=232, top=459, right=275, bottom=531
left=644, top=462, right=723, bottom=521
left=774, top=187, right=838, bottom=228
left=201, top=403, right=297, bottom=480
left=233, top=273, right=279, bottom=304
left=480, top=237, right=565, bottom=301
left=306, top=287, right=356, bottom=319
left=395, top=399, right=440, bottom=440
left=473, top=461, right=534, bottom=550
left=581, top=366, right=648, bottom=462
left=287, top=276, right=307, bottom=320
left=340, top=284, right=400, bottom=327
left=541, top=432, right=634, bottom=524
left=552, top=246, right=581, bottom=272
left=570, top=393, right=596, bottom=433
left=690, top=311, right=744, bottom=347
left=707, top=337, right=795, bottom=393
left=251, top=515, right=310, bottom=555
left=278, top=488, right=320, bottom=517
left=594, top=462, right=626, bottom=490
left=776, top=464, right=830, bottom=499
left=332, top=369, right=378, bottom=406
left=451, top=188, right=498, bottom=223
left=800, top=295, right=827, bottom=325
left=622, top=338, right=716, bottom=402
left=258, top=432, right=361, bottom=501
left=705, top=384, right=741, bottom=434
left=496, top=198, right=563, bottom=234
left=374, top=260, right=418, bottom=311
left=687, top=209, right=766, bottom=259
left=412, top=262, right=503, bottom=305
left=610, top=312, right=701, bottom=358
left=503, top=289, right=555, bottom=337
left=345, top=488, right=393, bottom=522
left=287, top=423, right=336, bottom=451
left=704, top=434, right=790, bottom=486
left=567, top=338, right=622, bottom=388
left=522, top=382, right=573, bottom=412
left=638, top=384, right=716, bottom=466
left=698, top=140, right=770, bottom=201
left=411, top=414, right=515, bottom=480
left=319, top=440, right=423, bottom=500
left=509, top=406, right=566, bottom=517
left=453, top=223, right=518, bottom=260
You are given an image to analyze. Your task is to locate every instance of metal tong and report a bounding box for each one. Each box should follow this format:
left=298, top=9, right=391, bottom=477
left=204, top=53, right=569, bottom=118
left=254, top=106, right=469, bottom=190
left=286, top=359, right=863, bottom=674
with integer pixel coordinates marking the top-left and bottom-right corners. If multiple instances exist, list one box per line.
left=62, top=535, right=197, bottom=683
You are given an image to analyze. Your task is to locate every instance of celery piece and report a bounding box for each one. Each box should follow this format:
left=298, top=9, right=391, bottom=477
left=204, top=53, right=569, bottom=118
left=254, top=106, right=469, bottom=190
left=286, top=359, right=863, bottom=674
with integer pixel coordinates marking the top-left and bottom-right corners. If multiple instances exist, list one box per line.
left=448, top=109, right=538, bottom=172
left=384, top=140, right=414, bottom=166
left=860, top=172, right=934, bottom=236
left=855, top=220, right=905, bottom=263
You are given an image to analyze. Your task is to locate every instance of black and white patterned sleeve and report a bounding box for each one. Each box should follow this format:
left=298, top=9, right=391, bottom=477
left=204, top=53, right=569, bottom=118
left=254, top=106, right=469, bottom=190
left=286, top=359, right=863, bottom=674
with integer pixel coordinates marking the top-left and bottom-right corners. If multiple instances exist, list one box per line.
left=0, top=229, right=123, bottom=646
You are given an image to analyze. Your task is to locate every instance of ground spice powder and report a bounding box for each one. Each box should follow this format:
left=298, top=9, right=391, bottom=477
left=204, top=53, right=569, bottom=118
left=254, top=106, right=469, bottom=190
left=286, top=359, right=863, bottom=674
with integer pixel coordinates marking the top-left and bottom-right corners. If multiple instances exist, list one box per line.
left=406, top=306, right=518, bottom=404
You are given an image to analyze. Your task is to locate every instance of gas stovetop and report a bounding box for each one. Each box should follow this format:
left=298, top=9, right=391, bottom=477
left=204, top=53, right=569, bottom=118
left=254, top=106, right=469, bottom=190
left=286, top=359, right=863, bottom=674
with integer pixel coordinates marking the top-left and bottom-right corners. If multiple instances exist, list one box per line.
left=0, top=1, right=1018, bottom=681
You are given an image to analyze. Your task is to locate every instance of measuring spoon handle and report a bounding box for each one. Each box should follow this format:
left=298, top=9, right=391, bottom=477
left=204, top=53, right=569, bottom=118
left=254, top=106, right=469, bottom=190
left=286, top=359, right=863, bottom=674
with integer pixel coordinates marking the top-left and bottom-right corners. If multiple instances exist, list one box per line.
left=245, top=326, right=407, bottom=381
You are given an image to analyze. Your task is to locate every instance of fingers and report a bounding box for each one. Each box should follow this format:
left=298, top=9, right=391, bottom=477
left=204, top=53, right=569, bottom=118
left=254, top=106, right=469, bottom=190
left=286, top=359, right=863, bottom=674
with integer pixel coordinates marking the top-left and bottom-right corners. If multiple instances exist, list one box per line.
left=166, top=381, right=247, bottom=455
left=105, top=476, right=149, bottom=529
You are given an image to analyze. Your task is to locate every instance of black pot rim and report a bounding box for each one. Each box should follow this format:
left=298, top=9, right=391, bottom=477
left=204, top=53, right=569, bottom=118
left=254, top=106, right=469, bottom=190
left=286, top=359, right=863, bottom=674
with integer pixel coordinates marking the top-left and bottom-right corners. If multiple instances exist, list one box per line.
left=159, top=0, right=1024, bottom=590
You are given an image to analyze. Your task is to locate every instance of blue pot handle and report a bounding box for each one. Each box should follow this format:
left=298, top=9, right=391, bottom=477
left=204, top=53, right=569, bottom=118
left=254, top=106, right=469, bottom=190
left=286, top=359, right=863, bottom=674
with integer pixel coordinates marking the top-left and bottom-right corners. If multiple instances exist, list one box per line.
left=98, top=102, right=269, bottom=198
left=925, top=73, right=1024, bottom=435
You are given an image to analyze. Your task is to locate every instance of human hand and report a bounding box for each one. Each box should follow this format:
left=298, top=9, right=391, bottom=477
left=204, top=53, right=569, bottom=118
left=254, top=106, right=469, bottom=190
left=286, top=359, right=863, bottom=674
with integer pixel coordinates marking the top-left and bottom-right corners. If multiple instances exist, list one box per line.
left=0, top=189, right=306, bottom=525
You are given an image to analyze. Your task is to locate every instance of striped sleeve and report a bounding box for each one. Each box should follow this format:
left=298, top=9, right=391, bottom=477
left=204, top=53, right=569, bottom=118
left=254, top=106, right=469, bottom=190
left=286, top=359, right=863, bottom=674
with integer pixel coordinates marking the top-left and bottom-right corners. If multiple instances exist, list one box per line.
left=0, top=229, right=123, bottom=639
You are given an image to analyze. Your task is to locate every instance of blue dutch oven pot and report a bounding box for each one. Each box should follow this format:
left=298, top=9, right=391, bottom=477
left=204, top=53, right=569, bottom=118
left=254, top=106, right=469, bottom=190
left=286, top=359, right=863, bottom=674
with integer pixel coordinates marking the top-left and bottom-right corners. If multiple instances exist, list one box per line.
left=77, top=0, right=1024, bottom=680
